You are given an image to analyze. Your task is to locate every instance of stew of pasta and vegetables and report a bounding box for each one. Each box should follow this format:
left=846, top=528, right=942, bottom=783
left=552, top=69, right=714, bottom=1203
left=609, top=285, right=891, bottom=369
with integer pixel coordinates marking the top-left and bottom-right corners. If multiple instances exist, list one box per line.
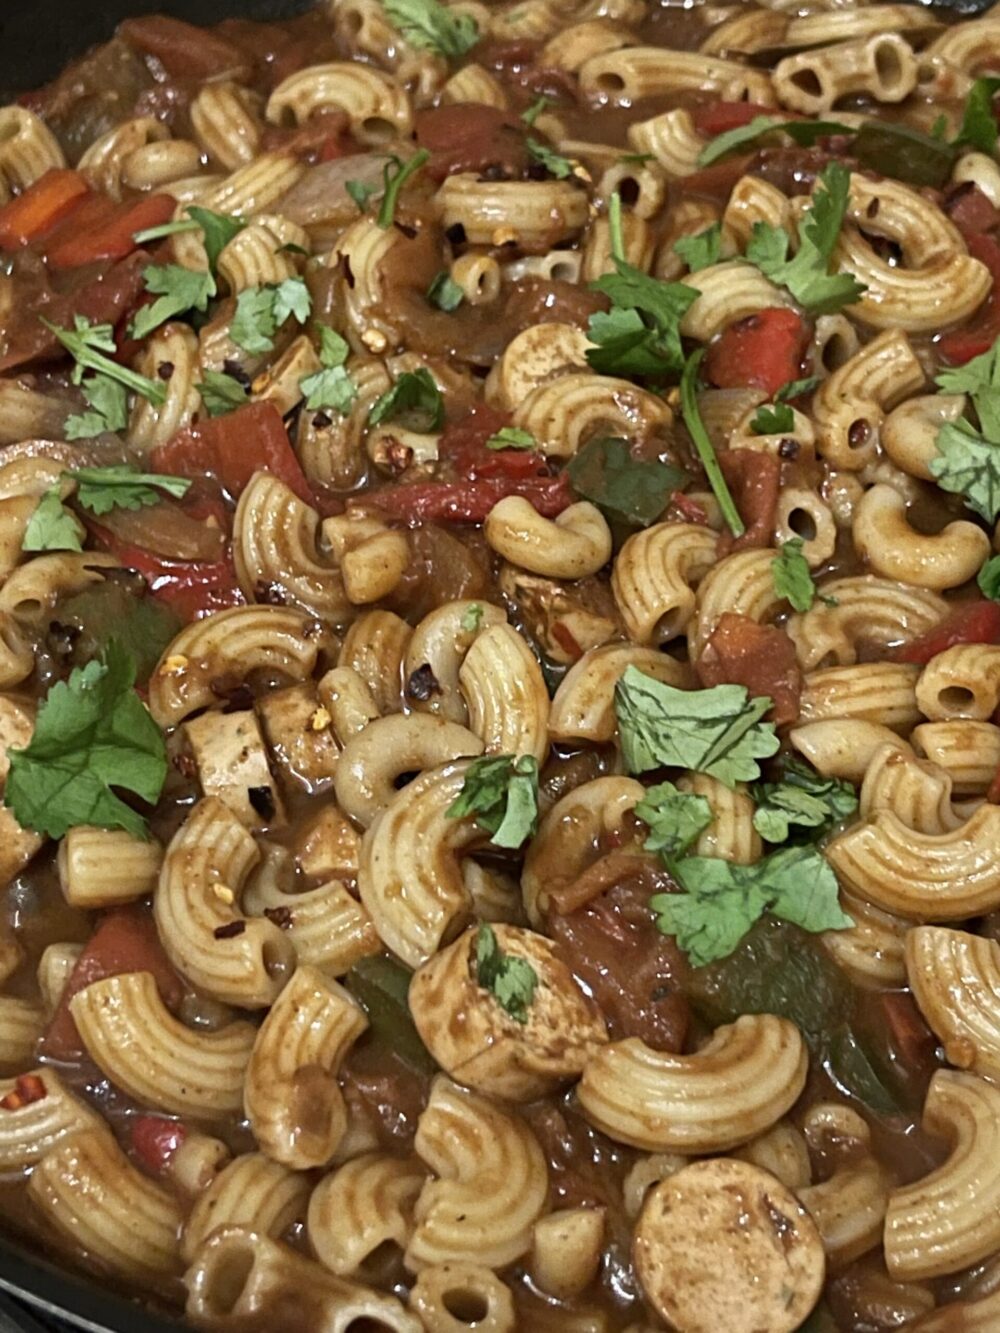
left=6, top=0, right=1000, bottom=1329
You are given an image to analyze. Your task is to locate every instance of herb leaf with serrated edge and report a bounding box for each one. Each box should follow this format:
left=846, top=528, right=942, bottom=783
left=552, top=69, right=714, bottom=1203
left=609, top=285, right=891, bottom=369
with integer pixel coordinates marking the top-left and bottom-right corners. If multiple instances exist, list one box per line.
left=69, top=465, right=191, bottom=517
left=300, top=325, right=358, bottom=415
left=931, top=417, right=1000, bottom=522
left=486, top=427, right=535, bottom=451
left=447, top=754, right=540, bottom=849
left=673, top=223, right=722, bottom=273
left=42, top=316, right=166, bottom=407
left=5, top=641, right=168, bottom=840
left=22, top=487, right=83, bottom=553
left=752, top=757, right=858, bottom=844
left=588, top=261, right=698, bottom=378
left=566, top=437, right=686, bottom=529
left=377, top=150, right=430, bottom=229
left=130, top=263, right=215, bottom=341
left=771, top=538, right=817, bottom=613
left=635, top=780, right=712, bottom=862
left=383, top=0, right=479, bottom=57
left=521, top=95, right=550, bottom=127
left=230, top=278, right=311, bottom=356
left=745, top=162, right=866, bottom=314
left=650, top=844, right=853, bottom=968
left=475, top=922, right=538, bottom=1023
left=614, top=666, right=780, bottom=787
left=697, top=115, right=854, bottom=167
left=979, top=553, right=1000, bottom=601
left=427, top=270, right=464, bottom=311
left=526, top=137, right=576, bottom=179
left=197, top=370, right=250, bottom=417
left=65, top=376, right=129, bottom=441
left=955, top=77, right=1000, bottom=155
left=134, top=207, right=245, bottom=273
left=368, top=367, right=444, bottom=432
left=751, top=402, right=795, bottom=435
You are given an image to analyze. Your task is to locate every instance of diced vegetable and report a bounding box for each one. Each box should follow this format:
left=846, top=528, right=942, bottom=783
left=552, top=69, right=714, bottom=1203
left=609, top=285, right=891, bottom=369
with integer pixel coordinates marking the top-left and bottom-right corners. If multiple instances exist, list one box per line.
left=0, top=169, right=89, bottom=248
left=346, top=955, right=437, bottom=1075
left=892, top=599, right=1000, bottom=664
left=705, top=308, right=810, bottom=398
left=130, top=1114, right=188, bottom=1175
left=366, top=472, right=573, bottom=523
left=696, top=612, right=802, bottom=727
left=44, top=193, right=176, bottom=270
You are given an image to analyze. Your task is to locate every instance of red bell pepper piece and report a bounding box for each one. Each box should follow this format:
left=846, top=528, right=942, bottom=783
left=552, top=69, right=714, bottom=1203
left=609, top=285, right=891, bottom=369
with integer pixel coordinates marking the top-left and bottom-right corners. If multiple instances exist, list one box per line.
left=692, top=101, right=786, bottom=137
left=705, top=308, right=812, bottom=397
left=90, top=529, right=244, bottom=623
left=367, top=472, right=573, bottom=524
left=151, top=401, right=313, bottom=505
left=131, top=1114, right=188, bottom=1175
left=893, top=600, right=1000, bottom=665
left=0, top=169, right=90, bottom=249
left=440, top=403, right=553, bottom=481
left=41, top=909, right=184, bottom=1062
left=696, top=612, right=802, bottom=727
left=119, top=15, right=250, bottom=81
left=938, top=232, right=1000, bottom=365
left=44, top=192, right=176, bottom=271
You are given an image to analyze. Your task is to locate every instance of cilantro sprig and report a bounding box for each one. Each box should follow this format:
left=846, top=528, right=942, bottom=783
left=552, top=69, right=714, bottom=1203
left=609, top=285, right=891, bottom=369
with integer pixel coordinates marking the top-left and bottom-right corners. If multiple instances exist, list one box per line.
left=300, top=326, right=358, bottom=415
left=680, top=350, right=744, bottom=537
left=197, top=370, right=250, bottom=417
left=369, top=368, right=444, bottom=432
left=427, top=270, right=464, bottom=312
left=771, top=538, right=818, bottom=613
left=70, top=465, right=191, bottom=516
left=65, top=377, right=129, bottom=441
left=377, top=150, right=430, bottom=229
left=526, top=138, right=577, bottom=180
left=932, top=336, right=1000, bottom=521
left=954, top=77, right=1000, bottom=155
left=673, top=223, right=722, bottom=273
left=130, top=264, right=216, bottom=341
left=486, top=426, right=534, bottom=451
left=5, top=641, right=168, bottom=840
left=382, top=0, right=479, bottom=57
left=43, top=316, right=166, bottom=408
left=752, top=758, right=857, bottom=844
left=23, top=487, right=84, bottom=553
left=744, top=162, right=866, bottom=314
left=474, top=922, right=538, bottom=1023
left=231, top=278, right=312, bottom=356
left=635, top=780, right=712, bottom=862
left=697, top=115, right=854, bottom=167
left=447, top=754, right=539, bottom=849
left=134, top=205, right=245, bottom=271
left=615, top=667, right=780, bottom=787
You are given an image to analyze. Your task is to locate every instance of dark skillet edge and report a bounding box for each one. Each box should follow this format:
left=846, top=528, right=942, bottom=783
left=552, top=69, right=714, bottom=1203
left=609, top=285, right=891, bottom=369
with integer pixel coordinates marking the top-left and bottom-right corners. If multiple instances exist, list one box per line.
left=0, top=1232, right=188, bottom=1333
left=0, top=0, right=313, bottom=94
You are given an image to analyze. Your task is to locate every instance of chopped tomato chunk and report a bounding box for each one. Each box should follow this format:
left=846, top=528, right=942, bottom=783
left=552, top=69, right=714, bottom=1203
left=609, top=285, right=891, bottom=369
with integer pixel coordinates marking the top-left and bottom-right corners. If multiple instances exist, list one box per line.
left=151, top=402, right=313, bottom=505
left=0, top=170, right=90, bottom=249
left=719, top=450, right=782, bottom=553
left=44, top=193, right=176, bottom=271
left=131, top=1114, right=188, bottom=1175
left=0, top=1074, right=48, bottom=1111
left=705, top=309, right=811, bottom=397
left=892, top=600, right=1000, bottom=665
left=947, top=184, right=1000, bottom=238
left=89, top=526, right=244, bottom=624
left=938, top=232, right=1000, bottom=365
left=692, top=101, right=785, bottom=137
left=697, top=612, right=802, bottom=726
left=41, top=909, right=184, bottom=1062
left=366, top=472, right=573, bottom=524
left=415, top=103, right=530, bottom=181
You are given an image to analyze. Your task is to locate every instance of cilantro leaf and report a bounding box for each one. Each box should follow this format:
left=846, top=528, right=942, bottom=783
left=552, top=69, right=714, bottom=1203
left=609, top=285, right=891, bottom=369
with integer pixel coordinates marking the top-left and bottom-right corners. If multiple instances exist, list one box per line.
left=752, top=758, right=858, bottom=844
left=486, top=426, right=535, bottom=450
left=635, top=780, right=712, bottom=861
left=587, top=262, right=699, bottom=377
left=673, top=223, right=722, bottom=273
left=42, top=316, right=166, bottom=407
left=427, top=270, right=464, bottom=311
left=461, top=603, right=484, bottom=632
left=526, top=137, right=576, bottom=179
left=197, top=369, right=250, bottom=417
left=650, top=844, right=852, bottom=968
left=614, top=666, right=780, bottom=787
left=377, top=150, right=430, bottom=229
left=751, top=402, right=795, bottom=435
left=771, top=538, right=817, bottom=613
left=186, top=206, right=247, bottom=272
left=776, top=376, right=820, bottom=402
left=230, top=279, right=311, bottom=355
left=475, top=922, right=538, bottom=1023
left=300, top=325, right=358, bottom=415
left=69, top=465, right=191, bottom=517
left=697, top=115, right=854, bottom=167
left=5, top=641, right=168, bottom=840
left=935, top=338, right=1000, bottom=441
left=383, top=0, right=479, bottom=57
left=566, top=436, right=686, bottom=529
left=522, top=95, right=550, bottom=127
left=979, top=553, right=1000, bottom=601
left=447, top=754, right=540, bottom=849
left=130, top=263, right=216, bottom=341
left=347, top=178, right=378, bottom=213
left=368, top=367, right=444, bottom=432
left=680, top=350, right=744, bottom=537
left=745, top=162, right=866, bottom=314
left=954, top=77, right=1000, bottom=155
left=930, top=417, right=1000, bottom=522
left=22, top=486, right=84, bottom=553
left=65, top=376, right=129, bottom=440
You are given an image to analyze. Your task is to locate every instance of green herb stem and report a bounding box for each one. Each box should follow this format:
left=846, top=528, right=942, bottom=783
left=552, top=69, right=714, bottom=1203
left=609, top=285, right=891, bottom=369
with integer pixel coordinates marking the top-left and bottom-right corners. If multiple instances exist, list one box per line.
left=679, top=350, right=744, bottom=538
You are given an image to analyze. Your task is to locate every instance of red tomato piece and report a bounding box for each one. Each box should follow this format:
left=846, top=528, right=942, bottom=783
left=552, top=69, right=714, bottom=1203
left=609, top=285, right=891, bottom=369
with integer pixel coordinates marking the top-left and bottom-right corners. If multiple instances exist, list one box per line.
left=41, top=909, right=184, bottom=1062
left=938, top=232, right=1000, bottom=365
left=893, top=600, right=1000, bottom=665
left=151, top=402, right=313, bottom=505
left=0, top=170, right=90, bottom=249
left=89, top=529, right=244, bottom=623
left=415, top=103, right=530, bottom=181
left=440, top=403, right=551, bottom=481
left=705, top=308, right=812, bottom=397
left=131, top=1114, right=188, bottom=1175
left=44, top=193, right=176, bottom=271
left=697, top=612, right=802, bottom=727
left=947, top=185, right=1000, bottom=237
left=366, top=472, right=573, bottom=524
left=0, top=1074, right=48, bottom=1111
left=691, top=101, right=784, bottom=137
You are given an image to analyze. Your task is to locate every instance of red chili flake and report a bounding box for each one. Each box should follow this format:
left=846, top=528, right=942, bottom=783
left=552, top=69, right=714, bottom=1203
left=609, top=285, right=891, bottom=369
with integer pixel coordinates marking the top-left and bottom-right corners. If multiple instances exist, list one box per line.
left=1, top=1073, right=47, bottom=1111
